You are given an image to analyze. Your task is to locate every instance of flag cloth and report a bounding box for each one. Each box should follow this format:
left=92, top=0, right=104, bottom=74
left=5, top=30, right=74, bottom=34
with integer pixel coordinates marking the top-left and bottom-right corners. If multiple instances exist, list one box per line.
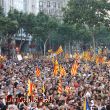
left=28, top=79, right=33, bottom=96
left=65, top=86, right=70, bottom=94
left=83, top=98, right=91, bottom=110
left=53, top=60, right=59, bottom=76
left=48, top=49, right=53, bottom=53
left=65, top=53, right=69, bottom=59
left=58, top=83, right=63, bottom=94
left=55, top=46, right=63, bottom=55
left=36, top=67, right=41, bottom=77
left=96, top=56, right=104, bottom=64
left=96, top=56, right=99, bottom=65
left=60, top=65, right=66, bottom=77
left=71, top=61, right=79, bottom=76
left=74, top=52, right=80, bottom=60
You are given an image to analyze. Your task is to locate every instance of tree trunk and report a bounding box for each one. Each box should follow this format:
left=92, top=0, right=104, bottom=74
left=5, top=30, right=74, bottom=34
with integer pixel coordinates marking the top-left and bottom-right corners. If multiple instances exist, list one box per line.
left=64, top=45, right=67, bottom=54
left=43, top=38, right=49, bottom=56
left=69, top=41, right=71, bottom=54
left=0, top=45, right=1, bottom=55
left=44, top=43, right=46, bottom=56
left=92, top=32, right=96, bottom=57
left=12, top=35, right=16, bottom=59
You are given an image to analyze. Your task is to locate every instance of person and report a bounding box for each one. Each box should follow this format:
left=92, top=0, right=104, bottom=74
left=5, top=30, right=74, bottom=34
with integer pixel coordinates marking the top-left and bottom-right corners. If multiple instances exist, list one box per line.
left=0, top=53, right=109, bottom=109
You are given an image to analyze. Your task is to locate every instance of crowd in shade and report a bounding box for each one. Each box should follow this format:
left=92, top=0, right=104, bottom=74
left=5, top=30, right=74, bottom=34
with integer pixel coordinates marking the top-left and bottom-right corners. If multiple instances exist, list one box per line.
left=0, top=50, right=110, bottom=110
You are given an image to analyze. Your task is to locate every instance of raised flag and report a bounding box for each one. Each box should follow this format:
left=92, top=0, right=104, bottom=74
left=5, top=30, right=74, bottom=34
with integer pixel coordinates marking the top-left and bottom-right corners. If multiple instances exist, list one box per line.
left=71, top=61, right=79, bottom=76
left=28, top=79, right=33, bottom=96
left=53, top=60, right=59, bottom=76
left=60, top=65, right=66, bottom=77
left=56, top=46, right=63, bottom=55
left=36, top=67, right=41, bottom=77
left=58, top=83, right=63, bottom=94
left=83, top=98, right=90, bottom=110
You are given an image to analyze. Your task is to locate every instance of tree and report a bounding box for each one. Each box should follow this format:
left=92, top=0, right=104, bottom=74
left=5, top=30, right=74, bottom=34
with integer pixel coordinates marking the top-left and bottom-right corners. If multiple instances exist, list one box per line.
left=63, top=0, right=110, bottom=54
left=8, top=10, right=36, bottom=51
left=33, top=12, right=58, bottom=56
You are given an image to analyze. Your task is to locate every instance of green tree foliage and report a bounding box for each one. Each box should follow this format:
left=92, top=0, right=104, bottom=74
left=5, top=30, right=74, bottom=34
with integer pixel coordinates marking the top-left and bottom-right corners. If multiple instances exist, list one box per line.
left=63, top=0, right=110, bottom=51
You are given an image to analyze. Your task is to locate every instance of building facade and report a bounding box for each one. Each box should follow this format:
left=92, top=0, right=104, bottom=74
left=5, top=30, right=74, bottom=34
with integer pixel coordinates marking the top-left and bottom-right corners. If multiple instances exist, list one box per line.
left=0, top=0, right=25, bottom=15
left=23, top=0, right=39, bottom=15
left=39, top=0, right=68, bottom=19
left=0, top=0, right=68, bottom=18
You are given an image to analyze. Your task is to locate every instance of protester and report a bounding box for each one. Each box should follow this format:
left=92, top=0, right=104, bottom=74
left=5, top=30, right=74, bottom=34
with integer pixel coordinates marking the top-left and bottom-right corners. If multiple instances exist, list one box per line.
left=0, top=52, right=110, bottom=110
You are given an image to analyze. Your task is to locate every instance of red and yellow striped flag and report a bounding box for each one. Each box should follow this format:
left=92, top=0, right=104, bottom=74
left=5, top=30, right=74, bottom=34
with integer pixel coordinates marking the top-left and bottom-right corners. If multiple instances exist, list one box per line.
left=60, top=65, right=66, bottom=77
left=71, top=61, right=79, bottom=76
left=99, top=56, right=104, bottom=64
left=53, top=60, right=59, bottom=76
left=28, top=79, right=33, bottom=96
left=36, top=67, right=41, bottom=77
left=96, top=56, right=104, bottom=64
left=58, top=83, right=63, bottom=94
left=55, top=46, right=63, bottom=55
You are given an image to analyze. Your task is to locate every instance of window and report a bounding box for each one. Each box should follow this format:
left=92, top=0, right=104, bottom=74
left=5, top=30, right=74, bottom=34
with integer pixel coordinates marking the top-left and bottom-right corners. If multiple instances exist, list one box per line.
left=47, top=1, right=50, bottom=7
left=53, top=2, right=56, bottom=8
left=58, top=3, right=60, bottom=8
left=39, top=8, right=43, bottom=12
left=39, top=1, right=43, bottom=7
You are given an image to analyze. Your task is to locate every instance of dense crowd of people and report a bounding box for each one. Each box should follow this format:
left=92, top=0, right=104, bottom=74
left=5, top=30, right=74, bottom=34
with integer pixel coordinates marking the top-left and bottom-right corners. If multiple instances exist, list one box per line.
left=0, top=53, right=110, bottom=110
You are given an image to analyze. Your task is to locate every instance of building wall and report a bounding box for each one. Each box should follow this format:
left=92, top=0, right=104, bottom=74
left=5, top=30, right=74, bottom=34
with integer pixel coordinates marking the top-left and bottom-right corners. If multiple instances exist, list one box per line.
left=24, top=0, right=39, bottom=15
left=39, top=0, right=68, bottom=19
left=0, top=0, right=68, bottom=18
left=1, top=0, right=25, bottom=15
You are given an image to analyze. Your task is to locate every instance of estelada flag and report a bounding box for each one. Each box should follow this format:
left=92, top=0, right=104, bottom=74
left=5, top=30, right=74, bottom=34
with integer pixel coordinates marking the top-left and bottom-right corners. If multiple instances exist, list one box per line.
left=83, top=98, right=91, bottom=110
left=55, top=46, right=63, bottom=55
left=60, top=65, right=66, bottom=77
left=28, top=79, right=33, bottom=96
left=36, top=67, right=41, bottom=77
left=53, top=60, right=59, bottom=76
left=71, top=61, right=79, bottom=76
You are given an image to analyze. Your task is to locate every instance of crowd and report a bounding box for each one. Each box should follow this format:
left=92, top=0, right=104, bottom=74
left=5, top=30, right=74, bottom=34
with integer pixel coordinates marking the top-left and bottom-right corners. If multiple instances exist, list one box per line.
left=0, top=53, right=110, bottom=110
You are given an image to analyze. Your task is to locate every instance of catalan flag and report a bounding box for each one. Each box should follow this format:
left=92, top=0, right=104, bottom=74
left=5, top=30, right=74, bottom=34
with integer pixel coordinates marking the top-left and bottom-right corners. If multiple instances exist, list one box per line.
left=28, top=79, right=33, bottom=96
left=83, top=98, right=90, bottom=110
left=60, top=65, right=66, bottom=77
left=74, top=52, right=80, bottom=60
left=36, top=67, right=41, bottom=77
left=55, top=46, right=63, bottom=55
left=99, top=56, right=104, bottom=64
left=96, top=56, right=104, bottom=64
left=58, top=83, right=63, bottom=94
left=71, top=61, right=79, bottom=76
left=53, top=60, right=59, bottom=76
